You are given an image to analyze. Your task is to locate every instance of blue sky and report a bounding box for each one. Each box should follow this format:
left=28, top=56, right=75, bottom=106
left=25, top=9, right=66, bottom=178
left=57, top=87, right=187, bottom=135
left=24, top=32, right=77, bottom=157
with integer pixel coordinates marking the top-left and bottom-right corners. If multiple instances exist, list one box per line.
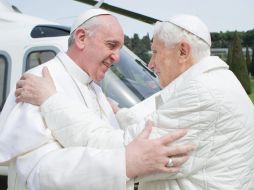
left=9, top=0, right=254, bottom=37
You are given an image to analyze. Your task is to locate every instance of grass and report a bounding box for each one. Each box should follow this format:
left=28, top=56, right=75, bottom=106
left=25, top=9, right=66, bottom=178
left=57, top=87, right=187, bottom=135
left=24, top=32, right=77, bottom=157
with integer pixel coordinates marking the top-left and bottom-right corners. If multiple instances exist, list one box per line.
left=250, top=79, right=254, bottom=103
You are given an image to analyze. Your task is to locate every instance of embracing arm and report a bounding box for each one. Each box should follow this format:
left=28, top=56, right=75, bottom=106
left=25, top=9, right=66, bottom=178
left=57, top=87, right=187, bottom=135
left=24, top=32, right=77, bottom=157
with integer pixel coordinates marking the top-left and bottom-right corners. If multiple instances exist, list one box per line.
left=15, top=67, right=124, bottom=149
left=40, top=93, right=124, bottom=148
left=15, top=123, right=192, bottom=190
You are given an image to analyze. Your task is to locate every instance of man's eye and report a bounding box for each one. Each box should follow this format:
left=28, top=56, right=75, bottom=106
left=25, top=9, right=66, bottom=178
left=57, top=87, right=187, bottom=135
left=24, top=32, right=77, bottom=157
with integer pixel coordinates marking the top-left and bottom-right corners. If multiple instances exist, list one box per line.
left=107, top=43, right=116, bottom=49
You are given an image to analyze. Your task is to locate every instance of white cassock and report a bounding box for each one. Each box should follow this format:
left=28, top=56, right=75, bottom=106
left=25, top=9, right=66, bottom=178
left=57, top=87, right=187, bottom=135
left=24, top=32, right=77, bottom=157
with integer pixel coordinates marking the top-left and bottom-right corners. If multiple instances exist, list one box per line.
left=38, top=56, right=254, bottom=190
left=0, top=52, right=128, bottom=190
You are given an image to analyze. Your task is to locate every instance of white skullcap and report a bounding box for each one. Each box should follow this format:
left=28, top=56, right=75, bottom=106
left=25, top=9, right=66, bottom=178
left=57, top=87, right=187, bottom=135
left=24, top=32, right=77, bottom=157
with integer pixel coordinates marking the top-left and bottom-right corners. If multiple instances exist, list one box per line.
left=70, top=8, right=111, bottom=33
left=167, top=14, right=211, bottom=47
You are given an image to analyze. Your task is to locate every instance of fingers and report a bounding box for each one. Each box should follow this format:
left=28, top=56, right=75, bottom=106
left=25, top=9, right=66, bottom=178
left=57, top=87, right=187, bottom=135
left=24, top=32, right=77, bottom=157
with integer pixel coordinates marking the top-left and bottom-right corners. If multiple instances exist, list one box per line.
left=20, top=73, right=35, bottom=80
left=15, top=88, right=30, bottom=103
left=145, top=120, right=153, bottom=128
left=166, top=143, right=195, bottom=157
left=155, top=154, right=188, bottom=173
left=16, top=93, right=25, bottom=103
left=14, top=69, right=55, bottom=106
left=158, top=128, right=187, bottom=145
left=42, top=67, right=53, bottom=81
left=15, top=88, right=23, bottom=103
left=168, top=155, right=188, bottom=168
left=16, top=79, right=25, bottom=89
left=15, top=88, right=23, bottom=98
left=160, top=154, right=189, bottom=173
left=16, top=73, right=39, bottom=89
left=137, top=121, right=153, bottom=139
left=20, top=73, right=29, bottom=80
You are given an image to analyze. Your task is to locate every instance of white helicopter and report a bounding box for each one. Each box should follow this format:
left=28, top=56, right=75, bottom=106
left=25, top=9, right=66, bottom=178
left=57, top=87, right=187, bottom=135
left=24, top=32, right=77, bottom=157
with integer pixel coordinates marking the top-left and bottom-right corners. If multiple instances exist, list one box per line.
left=0, top=0, right=161, bottom=189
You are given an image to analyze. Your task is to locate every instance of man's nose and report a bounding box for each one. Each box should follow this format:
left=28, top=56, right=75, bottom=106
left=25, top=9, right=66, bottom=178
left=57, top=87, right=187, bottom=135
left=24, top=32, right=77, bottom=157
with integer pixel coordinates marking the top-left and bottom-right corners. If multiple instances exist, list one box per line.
left=110, top=50, right=120, bottom=63
left=148, top=59, right=155, bottom=70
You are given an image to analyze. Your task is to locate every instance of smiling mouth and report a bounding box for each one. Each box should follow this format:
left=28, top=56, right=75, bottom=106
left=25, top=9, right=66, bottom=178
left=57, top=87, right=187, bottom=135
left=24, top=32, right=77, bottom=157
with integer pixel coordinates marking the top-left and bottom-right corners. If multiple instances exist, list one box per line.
left=102, top=61, right=112, bottom=68
left=156, top=72, right=160, bottom=76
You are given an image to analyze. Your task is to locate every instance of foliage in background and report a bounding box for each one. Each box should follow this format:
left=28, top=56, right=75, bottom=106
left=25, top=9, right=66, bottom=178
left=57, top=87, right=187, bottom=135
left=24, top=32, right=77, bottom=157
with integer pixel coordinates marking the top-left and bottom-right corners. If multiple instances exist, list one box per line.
left=229, top=32, right=251, bottom=94
left=251, top=47, right=254, bottom=76
left=250, top=79, right=254, bottom=103
left=211, top=29, right=254, bottom=48
left=246, top=46, right=251, bottom=75
left=124, top=33, right=151, bottom=64
left=227, top=44, right=233, bottom=65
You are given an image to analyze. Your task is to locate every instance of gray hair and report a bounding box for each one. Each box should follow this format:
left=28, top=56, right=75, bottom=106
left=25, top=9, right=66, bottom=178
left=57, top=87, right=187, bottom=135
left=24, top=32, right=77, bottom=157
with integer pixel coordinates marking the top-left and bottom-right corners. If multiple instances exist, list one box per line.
left=68, top=16, right=101, bottom=47
left=153, top=21, right=210, bottom=62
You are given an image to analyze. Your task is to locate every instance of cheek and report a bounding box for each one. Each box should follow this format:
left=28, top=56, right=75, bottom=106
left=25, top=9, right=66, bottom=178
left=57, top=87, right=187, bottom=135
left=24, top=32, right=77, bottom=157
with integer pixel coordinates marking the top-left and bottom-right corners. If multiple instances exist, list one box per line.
left=96, top=64, right=108, bottom=76
left=159, top=59, right=173, bottom=81
left=157, top=56, right=167, bottom=71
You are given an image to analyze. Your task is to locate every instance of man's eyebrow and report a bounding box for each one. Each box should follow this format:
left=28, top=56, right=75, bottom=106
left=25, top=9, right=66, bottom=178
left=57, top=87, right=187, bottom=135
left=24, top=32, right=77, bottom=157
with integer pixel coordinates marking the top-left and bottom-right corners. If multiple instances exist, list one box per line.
left=106, top=40, right=120, bottom=44
left=106, top=40, right=123, bottom=47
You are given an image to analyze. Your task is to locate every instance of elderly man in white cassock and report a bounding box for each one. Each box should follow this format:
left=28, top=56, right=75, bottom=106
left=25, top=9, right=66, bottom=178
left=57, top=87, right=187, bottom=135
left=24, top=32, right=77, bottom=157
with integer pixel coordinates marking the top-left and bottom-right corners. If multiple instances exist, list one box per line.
left=0, top=9, right=194, bottom=190
left=14, top=14, right=254, bottom=190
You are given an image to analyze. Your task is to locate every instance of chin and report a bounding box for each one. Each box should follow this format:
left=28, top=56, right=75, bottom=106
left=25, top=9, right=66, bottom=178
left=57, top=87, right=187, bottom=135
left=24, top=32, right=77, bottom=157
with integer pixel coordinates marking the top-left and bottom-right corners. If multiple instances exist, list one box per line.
left=160, top=81, right=166, bottom=88
left=97, top=75, right=105, bottom=81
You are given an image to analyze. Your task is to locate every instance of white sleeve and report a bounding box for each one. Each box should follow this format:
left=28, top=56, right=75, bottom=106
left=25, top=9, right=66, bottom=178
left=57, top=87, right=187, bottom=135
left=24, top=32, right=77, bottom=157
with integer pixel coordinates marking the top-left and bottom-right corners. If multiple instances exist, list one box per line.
left=0, top=91, right=51, bottom=163
left=115, top=108, right=140, bottom=130
left=40, top=93, right=124, bottom=149
left=16, top=143, right=126, bottom=190
left=136, top=80, right=218, bottom=182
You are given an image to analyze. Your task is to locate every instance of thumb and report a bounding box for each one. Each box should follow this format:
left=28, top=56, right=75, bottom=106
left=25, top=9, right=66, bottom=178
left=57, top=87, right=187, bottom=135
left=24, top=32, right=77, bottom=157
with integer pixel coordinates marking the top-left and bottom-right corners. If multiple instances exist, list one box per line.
left=137, top=120, right=153, bottom=139
left=42, top=67, right=53, bottom=81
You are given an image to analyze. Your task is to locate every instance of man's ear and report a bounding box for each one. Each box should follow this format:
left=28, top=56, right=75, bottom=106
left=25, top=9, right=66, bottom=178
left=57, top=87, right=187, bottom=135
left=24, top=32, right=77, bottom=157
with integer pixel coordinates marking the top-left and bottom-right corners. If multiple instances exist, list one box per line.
left=179, top=41, right=191, bottom=62
left=74, top=28, right=87, bottom=50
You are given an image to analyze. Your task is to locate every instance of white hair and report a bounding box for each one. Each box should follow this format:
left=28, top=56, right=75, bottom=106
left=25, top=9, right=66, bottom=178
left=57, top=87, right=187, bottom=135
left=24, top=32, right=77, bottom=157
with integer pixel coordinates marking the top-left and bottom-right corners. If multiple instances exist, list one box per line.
left=153, top=21, right=211, bottom=62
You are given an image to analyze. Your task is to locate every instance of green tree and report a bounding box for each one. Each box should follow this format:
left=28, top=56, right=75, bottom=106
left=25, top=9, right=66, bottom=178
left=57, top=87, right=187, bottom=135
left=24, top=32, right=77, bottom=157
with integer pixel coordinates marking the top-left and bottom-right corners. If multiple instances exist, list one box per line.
left=131, top=33, right=141, bottom=52
left=140, top=33, right=151, bottom=63
left=229, top=32, right=251, bottom=94
left=227, top=44, right=233, bottom=66
left=250, top=46, right=254, bottom=76
left=130, top=33, right=150, bottom=63
left=210, top=30, right=254, bottom=49
left=245, top=46, right=251, bottom=75
left=242, top=29, right=254, bottom=48
left=124, top=35, right=132, bottom=50
left=141, top=33, right=151, bottom=51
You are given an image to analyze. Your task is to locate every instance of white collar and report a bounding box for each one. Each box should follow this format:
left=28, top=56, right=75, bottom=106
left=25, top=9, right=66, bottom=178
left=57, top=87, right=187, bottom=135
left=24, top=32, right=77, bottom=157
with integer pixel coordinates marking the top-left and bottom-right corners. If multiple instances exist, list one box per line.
left=57, top=52, right=93, bottom=85
left=159, top=56, right=228, bottom=104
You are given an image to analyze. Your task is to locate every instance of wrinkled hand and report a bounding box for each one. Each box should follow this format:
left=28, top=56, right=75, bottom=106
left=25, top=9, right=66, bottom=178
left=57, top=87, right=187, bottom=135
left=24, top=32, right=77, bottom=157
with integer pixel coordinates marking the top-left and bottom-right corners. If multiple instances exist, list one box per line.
left=15, top=67, right=56, bottom=106
left=126, top=121, right=194, bottom=178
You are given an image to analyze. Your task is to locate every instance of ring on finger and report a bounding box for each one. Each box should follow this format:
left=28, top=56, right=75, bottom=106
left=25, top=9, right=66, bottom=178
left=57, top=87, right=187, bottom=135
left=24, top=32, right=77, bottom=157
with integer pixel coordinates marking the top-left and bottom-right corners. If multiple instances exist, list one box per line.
left=166, top=157, right=174, bottom=167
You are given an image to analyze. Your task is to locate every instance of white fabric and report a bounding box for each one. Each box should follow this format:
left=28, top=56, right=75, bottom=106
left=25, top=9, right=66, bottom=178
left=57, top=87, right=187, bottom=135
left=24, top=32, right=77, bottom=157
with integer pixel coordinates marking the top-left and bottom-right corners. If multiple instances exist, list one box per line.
left=70, top=8, right=111, bottom=33
left=41, top=93, right=124, bottom=148
left=167, top=14, right=211, bottom=46
left=0, top=52, right=127, bottom=190
left=0, top=92, right=53, bottom=162
left=127, top=56, right=254, bottom=190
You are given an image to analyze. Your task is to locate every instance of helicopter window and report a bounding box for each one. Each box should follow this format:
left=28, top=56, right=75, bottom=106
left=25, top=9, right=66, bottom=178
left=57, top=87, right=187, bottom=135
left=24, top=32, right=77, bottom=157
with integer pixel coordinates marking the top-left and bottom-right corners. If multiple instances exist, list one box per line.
left=26, top=51, right=56, bottom=70
left=31, top=25, right=70, bottom=38
left=0, top=55, right=7, bottom=111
